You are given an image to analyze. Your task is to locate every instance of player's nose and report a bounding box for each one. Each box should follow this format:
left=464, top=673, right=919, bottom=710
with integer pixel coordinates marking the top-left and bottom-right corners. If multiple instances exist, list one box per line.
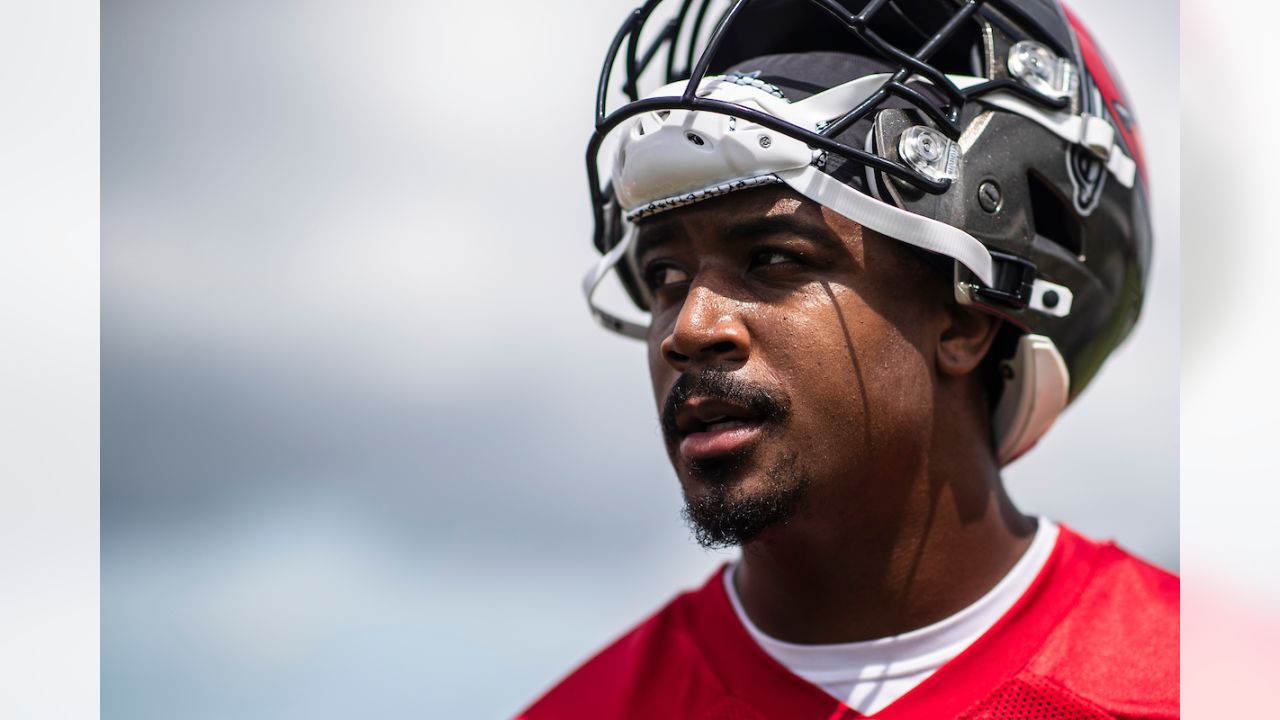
left=660, top=283, right=750, bottom=372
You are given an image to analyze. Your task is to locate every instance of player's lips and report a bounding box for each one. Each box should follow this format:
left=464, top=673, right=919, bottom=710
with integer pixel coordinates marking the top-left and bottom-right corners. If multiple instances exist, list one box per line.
left=674, top=398, right=766, bottom=460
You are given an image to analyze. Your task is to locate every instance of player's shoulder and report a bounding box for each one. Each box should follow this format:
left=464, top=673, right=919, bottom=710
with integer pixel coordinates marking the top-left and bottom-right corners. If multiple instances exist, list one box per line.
left=517, top=569, right=735, bottom=720
left=1029, top=526, right=1179, bottom=719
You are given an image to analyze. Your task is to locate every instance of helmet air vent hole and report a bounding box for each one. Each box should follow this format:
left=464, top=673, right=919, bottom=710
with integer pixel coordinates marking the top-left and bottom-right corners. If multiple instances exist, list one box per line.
left=1026, top=171, right=1084, bottom=258
left=686, top=132, right=705, bottom=146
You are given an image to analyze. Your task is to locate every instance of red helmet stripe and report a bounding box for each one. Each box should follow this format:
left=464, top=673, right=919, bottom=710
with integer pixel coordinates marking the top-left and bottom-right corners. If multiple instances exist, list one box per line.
left=1063, top=5, right=1148, bottom=186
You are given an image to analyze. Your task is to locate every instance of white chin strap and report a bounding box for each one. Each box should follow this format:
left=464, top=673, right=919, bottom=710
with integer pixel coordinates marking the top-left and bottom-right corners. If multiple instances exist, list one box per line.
left=777, top=163, right=995, bottom=285
left=948, top=75, right=1136, bottom=187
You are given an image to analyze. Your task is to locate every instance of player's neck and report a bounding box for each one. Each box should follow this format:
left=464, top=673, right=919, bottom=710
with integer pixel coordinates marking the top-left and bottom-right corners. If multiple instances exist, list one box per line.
left=733, top=408, right=1036, bottom=644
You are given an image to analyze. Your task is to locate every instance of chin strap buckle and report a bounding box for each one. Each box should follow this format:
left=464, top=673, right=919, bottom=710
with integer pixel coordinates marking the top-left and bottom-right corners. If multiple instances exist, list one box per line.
left=955, top=251, right=1037, bottom=309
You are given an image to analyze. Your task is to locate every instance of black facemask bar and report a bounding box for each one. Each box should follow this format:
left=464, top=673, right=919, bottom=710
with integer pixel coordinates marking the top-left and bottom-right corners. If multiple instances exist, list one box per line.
left=587, top=0, right=1071, bottom=254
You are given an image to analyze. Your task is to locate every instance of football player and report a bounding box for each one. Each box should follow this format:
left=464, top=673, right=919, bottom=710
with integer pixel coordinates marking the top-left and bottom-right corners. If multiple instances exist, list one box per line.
left=522, top=1, right=1176, bottom=717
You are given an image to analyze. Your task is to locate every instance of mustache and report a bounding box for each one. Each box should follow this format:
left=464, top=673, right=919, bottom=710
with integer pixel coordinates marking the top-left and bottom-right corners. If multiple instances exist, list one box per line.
left=660, top=368, right=790, bottom=442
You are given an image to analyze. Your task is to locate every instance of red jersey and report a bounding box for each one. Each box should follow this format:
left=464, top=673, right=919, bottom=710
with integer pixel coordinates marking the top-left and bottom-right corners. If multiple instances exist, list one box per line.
left=519, top=525, right=1178, bottom=719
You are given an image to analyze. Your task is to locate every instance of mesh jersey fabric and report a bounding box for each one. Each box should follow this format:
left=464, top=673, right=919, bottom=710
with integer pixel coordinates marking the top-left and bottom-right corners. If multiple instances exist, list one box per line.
left=517, top=525, right=1178, bottom=720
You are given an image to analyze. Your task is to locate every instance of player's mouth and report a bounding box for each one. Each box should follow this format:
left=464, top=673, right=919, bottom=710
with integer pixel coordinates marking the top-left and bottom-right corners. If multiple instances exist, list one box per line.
left=673, top=398, right=767, bottom=461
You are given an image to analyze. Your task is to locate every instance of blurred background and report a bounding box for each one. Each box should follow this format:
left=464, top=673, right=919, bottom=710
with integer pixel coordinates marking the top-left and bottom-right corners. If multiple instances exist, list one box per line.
left=102, top=1, right=1178, bottom=717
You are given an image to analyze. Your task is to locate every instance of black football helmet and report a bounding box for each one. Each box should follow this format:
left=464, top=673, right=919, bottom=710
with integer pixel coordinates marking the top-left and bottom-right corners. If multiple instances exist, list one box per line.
left=582, top=0, right=1151, bottom=464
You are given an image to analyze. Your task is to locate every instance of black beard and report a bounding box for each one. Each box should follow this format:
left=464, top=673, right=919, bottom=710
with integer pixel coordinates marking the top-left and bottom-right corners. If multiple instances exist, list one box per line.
left=681, top=451, right=808, bottom=549
left=660, top=368, right=800, bottom=548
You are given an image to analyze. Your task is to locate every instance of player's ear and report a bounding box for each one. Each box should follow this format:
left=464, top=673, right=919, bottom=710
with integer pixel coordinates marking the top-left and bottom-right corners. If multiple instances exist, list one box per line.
left=936, top=302, right=1002, bottom=378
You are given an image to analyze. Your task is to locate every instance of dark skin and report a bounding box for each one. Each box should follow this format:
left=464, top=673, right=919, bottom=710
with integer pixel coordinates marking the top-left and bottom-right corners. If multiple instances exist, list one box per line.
left=636, top=186, right=1037, bottom=644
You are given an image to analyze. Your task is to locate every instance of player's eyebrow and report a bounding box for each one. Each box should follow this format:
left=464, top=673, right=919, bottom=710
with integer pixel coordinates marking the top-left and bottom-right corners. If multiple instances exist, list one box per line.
left=634, top=210, right=845, bottom=260
left=724, top=214, right=845, bottom=252
left=633, top=221, right=678, bottom=261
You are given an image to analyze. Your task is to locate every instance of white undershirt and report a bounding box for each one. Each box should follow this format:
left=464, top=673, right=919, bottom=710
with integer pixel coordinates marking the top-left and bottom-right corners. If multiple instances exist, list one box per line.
left=724, top=517, right=1058, bottom=715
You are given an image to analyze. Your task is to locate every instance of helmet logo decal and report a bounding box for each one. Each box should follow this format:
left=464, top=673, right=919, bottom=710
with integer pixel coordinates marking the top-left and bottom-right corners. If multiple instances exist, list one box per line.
left=1067, top=143, right=1106, bottom=216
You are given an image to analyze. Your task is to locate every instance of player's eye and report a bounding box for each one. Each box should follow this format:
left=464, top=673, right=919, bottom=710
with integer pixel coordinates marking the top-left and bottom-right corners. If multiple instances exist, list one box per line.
left=644, top=263, right=690, bottom=291
left=749, top=248, right=800, bottom=269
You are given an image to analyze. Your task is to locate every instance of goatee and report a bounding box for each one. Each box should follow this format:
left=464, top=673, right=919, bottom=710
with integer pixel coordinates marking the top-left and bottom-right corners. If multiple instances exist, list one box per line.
left=681, top=451, right=808, bottom=549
